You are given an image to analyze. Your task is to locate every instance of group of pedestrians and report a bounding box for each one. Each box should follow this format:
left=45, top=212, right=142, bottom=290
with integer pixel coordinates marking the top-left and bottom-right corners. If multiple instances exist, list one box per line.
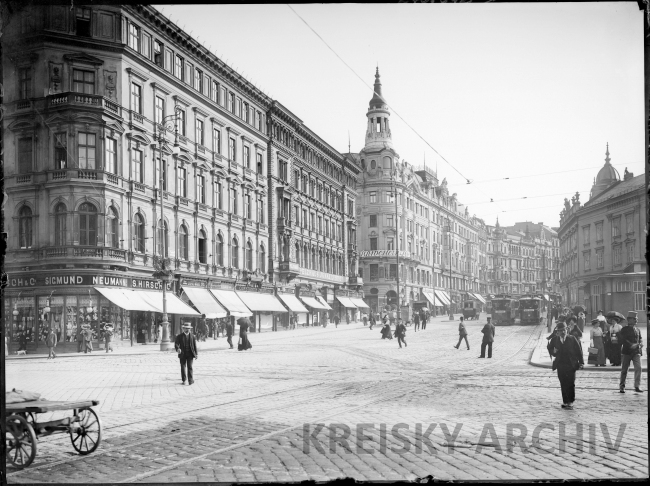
left=453, top=316, right=495, bottom=358
left=546, top=310, right=644, bottom=410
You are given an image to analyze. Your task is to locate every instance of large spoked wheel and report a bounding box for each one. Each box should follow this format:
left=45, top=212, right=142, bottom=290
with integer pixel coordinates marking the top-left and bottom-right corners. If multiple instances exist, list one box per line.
left=6, top=414, right=38, bottom=469
left=70, top=408, right=102, bottom=455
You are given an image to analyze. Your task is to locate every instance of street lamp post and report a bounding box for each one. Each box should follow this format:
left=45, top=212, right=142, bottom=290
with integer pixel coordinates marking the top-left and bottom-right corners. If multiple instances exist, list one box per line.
left=153, top=107, right=182, bottom=351
left=446, top=218, right=454, bottom=320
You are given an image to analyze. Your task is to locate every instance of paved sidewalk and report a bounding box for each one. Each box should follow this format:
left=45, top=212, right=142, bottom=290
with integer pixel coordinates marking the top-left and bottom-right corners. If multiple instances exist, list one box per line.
left=530, top=321, right=647, bottom=371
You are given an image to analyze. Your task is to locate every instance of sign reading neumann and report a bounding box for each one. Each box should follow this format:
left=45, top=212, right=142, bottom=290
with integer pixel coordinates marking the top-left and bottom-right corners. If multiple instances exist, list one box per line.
left=359, top=250, right=411, bottom=258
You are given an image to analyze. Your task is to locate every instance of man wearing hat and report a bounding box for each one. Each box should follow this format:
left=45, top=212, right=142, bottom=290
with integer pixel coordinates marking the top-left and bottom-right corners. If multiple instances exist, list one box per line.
left=479, top=316, right=495, bottom=359
left=104, top=323, right=114, bottom=353
left=619, top=311, right=643, bottom=393
left=547, top=321, right=584, bottom=410
left=174, top=322, right=198, bottom=385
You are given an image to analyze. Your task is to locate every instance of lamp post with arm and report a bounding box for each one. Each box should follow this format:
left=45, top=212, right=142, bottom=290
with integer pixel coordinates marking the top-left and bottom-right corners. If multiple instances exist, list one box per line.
left=153, top=107, right=182, bottom=351
left=390, top=161, right=401, bottom=317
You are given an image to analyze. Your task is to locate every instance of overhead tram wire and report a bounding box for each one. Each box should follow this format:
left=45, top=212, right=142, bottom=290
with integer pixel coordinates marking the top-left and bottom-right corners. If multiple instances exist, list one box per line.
left=447, top=161, right=643, bottom=188
left=285, top=5, right=509, bottom=215
left=465, top=189, right=594, bottom=206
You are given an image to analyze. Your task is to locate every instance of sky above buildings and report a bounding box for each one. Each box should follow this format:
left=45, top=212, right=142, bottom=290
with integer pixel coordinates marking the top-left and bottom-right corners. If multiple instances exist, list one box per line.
left=156, top=3, right=644, bottom=229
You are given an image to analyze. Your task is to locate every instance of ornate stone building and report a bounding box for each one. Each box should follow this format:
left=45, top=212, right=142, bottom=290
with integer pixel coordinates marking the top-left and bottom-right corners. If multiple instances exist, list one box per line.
left=558, top=146, right=646, bottom=322
left=3, top=4, right=360, bottom=351
left=355, top=70, right=488, bottom=314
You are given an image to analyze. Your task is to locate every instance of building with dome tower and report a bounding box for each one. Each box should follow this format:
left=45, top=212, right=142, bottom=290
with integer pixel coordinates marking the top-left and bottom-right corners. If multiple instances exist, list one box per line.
left=355, top=69, right=489, bottom=315
left=557, top=145, right=646, bottom=322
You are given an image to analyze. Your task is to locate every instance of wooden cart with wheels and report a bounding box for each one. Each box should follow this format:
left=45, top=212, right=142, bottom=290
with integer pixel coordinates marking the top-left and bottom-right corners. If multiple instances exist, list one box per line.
left=5, top=400, right=101, bottom=469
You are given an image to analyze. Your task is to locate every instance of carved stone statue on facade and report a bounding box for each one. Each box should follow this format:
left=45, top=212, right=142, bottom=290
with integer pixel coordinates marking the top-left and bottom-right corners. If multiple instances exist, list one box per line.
left=574, top=192, right=580, bottom=204
left=564, top=198, right=571, bottom=211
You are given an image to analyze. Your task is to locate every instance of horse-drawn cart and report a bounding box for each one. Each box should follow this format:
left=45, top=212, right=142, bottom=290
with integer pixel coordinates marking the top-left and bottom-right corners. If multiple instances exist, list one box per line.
left=5, top=399, right=101, bottom=469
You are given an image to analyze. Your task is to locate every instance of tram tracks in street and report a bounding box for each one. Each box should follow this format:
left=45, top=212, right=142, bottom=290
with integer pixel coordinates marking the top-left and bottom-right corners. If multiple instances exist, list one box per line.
left=7, top=324, right=541, bottom=481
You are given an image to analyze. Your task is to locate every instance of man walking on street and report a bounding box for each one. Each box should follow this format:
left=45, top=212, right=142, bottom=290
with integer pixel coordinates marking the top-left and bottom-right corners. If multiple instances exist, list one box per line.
left=334, top=315, right=340, bottom=328
left=174, top=322, right=198, bottom=385
left=225, top=319, right=234, bottom=349
left=395, top=319, right=407, bottom=348
left=454, top=316, right=470, bottom=350
left=547, top=321, right=583, bottom=409
left=421, top=310, right=428, bottom=330
left=413, top=311, right=420, bottom=332
left=479, top=316, right=495, bottom=358
left=46, top=327, right=57, bottom=359
left=369, top=313, right=375, bottom=330
left=619, top=311, right=644, bottom=393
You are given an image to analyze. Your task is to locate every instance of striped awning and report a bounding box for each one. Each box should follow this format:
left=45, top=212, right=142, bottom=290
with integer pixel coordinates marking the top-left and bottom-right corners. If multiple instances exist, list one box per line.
left=335, top=296, right=357, bottom=308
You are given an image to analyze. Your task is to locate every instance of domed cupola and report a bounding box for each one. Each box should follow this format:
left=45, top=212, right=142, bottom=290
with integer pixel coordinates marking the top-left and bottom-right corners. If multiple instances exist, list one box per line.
left=364, top=67, right=393, bottom=151
left=590, top=143, right=620, bottom=200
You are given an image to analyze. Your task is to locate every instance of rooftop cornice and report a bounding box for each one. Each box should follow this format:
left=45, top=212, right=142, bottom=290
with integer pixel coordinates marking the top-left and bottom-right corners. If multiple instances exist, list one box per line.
left=130, top=5, right=272, bottom=108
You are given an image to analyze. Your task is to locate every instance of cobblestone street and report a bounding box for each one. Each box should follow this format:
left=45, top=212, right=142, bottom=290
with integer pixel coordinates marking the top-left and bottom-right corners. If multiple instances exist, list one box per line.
left=6, top=316, right=648, bottom=483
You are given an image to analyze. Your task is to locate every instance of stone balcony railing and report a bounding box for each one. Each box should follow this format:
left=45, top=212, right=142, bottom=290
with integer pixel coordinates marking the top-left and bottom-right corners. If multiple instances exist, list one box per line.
left=40, top=246, right=127, bottom=262
left=47, top=92, right=121, bottom=117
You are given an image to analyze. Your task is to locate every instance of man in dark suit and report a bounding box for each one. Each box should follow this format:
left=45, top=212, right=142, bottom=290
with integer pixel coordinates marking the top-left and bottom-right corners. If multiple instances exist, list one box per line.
left=547, top=321, right=584, bottom=409
left=174, top=322, right=198, bottom=385
left=619, top=311, right=644, bottom=393
left=479, top=317, right=495, bottom=358
left=225, top=320, right=234, bottom=349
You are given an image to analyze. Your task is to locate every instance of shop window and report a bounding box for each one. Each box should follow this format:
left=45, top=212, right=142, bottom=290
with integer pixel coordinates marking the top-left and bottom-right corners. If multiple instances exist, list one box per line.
left=78, top=132, right=96, bottom=169
left=157, top=220, right=168, bottom=257
left=75, top=7, right=91, bottom=37
left=179, top=225, right=189, bottom=260
left=231, top=238, right=239, bottom=268
left=73, top=69, right=95, bottom=94
left=216, top=234, right=224, bottom=266
left=9, top=296, right=36, bottom=344
left=198, top=230, right=207, bottom=264
left=19, top=206, right=33, bottom=248
left=133, top=213, right=145, bottom=253
left=246, top=241, right=253, bottom=271
left=54, top=203, right=67, bottom=246
left=106, top=206, right=119, bottom=248
left=78, top=202, right=97, bottom=246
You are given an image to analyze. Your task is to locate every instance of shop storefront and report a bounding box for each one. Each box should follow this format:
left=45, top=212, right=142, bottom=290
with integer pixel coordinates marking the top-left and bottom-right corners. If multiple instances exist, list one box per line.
left=334, top=291, right=358, bottom=324
left=297, top=290, right=329, bottom=326
left=276, top=290, right=309, bottom=328
left=236, top=285, right=287, bottom=332
left=209, top=286, right=253, bottom=332
left=179, top=277, right=228, bottom=338
left=5, top=273, right=198, bottom=353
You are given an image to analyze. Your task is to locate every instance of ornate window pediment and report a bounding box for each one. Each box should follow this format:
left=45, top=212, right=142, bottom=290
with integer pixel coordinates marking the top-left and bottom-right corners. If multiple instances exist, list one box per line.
left=63, top=53, right=104, bottom=66
left=7, top=118, right=39, bottom=132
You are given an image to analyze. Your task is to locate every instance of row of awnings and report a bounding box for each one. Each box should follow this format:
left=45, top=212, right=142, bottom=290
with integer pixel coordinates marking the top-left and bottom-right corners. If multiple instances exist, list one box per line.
left=335, top=296, right=369, bottom=309
left=96, top=285, right=358, bottom=318
left=468, top=292, right=487, bottom=304
left=422, top=290, right=451, bottom=307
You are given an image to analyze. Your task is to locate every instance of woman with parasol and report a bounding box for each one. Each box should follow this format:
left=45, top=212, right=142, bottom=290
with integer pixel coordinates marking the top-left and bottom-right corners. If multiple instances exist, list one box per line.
left=237, top=317, right=253, bottom=351
left=604, top=311, right=624, bottom=366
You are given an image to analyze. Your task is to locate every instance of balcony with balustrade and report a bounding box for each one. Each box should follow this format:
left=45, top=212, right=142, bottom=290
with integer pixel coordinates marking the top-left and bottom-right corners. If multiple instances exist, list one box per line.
left=47, top=92, right=121, bottom=118
left=40, top=246, right=128, bottom=262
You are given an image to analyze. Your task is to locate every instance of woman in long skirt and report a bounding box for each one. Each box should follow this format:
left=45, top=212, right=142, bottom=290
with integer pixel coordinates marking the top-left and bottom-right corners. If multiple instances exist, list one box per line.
left=237, top=317, right=252, bottom=351
left=605, top=316, right=623, bottom=366
left=589, top=319, right=606, bottom=366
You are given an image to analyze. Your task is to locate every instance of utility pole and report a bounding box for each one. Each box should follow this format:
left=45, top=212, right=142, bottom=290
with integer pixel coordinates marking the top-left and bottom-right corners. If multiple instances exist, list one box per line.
left=392, top=161, right=400, bottom=318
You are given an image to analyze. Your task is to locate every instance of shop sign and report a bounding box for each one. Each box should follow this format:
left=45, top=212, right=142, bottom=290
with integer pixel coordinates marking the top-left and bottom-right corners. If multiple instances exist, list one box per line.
left=8, top=274, right=172, bottom=290
left=180, top=277, right=208, bottom=288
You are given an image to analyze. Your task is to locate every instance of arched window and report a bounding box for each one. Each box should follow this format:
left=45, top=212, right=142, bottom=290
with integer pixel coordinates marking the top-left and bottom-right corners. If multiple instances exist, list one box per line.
left=54, top=203, right=67, bottom=246
left=231, top=237, right=239, bottom=268
left=157, top=220, right=169, bottom=257
left=295, top=243, right=301, bottom=266
left=78, top=202, right=97, bottom=246
left=19, top=206, right=33, bottom=248
left=133, top=213, right=145, bottom=252
left=216, top=234, right=224, bottom=266
left=246, top=240, right=253, bottom=271
left=259, top=244, right=266, bottom=273
left=106, top=206, right=118, bottom=248
left=198, top=230, right=207, bottom=264
left=178, top=225, right=188, bottom=260
left=370, top=160, right=376, bottom=169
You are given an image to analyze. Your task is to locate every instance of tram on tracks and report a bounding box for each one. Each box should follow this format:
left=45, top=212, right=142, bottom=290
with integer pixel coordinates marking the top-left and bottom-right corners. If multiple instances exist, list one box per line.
left=490, top=294, right=518, bottom=326
left=518, top=295, right=547, bottom=325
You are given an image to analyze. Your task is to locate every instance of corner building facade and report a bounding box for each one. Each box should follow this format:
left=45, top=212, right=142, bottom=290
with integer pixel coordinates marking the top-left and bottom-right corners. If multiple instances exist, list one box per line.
left=3, top=4, right=360, bottom=352
left=355, top=70, right=488, bottom=315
